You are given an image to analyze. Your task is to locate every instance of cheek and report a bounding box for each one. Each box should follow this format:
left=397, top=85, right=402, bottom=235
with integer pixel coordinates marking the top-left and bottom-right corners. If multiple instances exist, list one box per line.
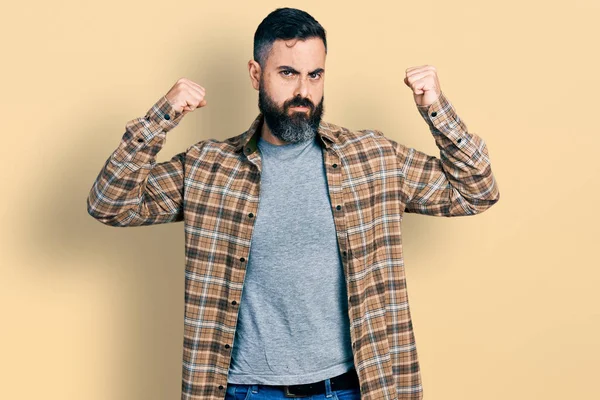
left=310, top=82, right=324, bottom=97
left=311, top=90, right=324, bottom=105
left=273, top=89, right=295, bottom=106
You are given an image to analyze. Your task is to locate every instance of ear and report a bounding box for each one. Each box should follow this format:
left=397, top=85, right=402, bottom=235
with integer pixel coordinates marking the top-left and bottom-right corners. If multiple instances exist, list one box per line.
left=248, top=60, right=261, bottom=91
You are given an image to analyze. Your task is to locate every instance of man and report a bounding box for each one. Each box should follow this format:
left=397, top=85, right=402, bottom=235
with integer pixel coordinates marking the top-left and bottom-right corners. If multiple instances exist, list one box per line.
left=87, top=7, right=500, bottom=400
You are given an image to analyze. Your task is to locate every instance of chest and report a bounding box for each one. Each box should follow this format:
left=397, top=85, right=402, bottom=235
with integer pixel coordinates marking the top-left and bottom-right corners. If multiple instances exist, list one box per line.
left=182, top=142, right=403, bottom=260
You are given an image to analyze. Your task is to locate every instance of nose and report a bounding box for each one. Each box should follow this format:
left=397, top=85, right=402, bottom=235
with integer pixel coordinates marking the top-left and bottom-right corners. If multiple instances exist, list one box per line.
left=293, top=75, right=310, bottom=100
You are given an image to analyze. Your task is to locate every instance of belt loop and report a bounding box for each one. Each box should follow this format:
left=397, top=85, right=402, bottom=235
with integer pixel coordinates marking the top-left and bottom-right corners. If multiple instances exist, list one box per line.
left=324, top=378, right=333, bottom=398
left=251, top=384, right=259, bottom=394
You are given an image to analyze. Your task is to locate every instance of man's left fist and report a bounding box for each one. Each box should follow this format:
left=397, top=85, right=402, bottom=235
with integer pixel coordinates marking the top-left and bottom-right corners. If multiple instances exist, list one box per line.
left=403, top=65, right=442, bottom=107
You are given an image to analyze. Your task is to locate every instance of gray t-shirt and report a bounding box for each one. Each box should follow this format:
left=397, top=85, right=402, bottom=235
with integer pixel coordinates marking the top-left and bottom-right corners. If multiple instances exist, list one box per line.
left=227, top=133, right=355, bottom=385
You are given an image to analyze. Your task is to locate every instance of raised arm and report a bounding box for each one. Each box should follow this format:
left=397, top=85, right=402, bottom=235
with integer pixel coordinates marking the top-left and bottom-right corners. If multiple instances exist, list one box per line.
left=386, top=90, right=500, bottom=217
left=86, top=95, right=188, bottom=226
left=87, top=78, right=208, bottom=226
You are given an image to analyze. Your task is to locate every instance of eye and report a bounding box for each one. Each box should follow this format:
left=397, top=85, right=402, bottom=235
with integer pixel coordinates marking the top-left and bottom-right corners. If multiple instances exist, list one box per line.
left=281, top=70, right=295, bottom=77
left=310, top=72, right=322, bottom=79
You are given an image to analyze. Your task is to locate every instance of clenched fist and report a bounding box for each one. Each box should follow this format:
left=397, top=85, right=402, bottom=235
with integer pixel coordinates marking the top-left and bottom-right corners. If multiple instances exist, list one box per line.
left=403, top=65, right=442, bottom=108
left=165, top=78, right=208, bottom=116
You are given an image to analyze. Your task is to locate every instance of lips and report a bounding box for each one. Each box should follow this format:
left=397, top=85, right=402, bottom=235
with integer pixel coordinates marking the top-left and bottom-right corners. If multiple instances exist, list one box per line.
left=290, top=105, right=310, bottom=111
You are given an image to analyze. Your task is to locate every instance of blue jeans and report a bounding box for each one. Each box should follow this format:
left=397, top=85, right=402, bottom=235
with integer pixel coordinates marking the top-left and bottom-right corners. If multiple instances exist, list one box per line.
left=225, top=379, right=361, bottom=400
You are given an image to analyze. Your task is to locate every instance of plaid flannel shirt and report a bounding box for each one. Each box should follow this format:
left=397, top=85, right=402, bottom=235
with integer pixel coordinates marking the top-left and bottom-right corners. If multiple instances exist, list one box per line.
left=87, top=91, right=500, bottom=400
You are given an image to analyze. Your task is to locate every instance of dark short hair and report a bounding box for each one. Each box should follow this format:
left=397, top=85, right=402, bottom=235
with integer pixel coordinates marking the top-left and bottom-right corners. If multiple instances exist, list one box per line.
left=253, top=7, right=327, bottom=68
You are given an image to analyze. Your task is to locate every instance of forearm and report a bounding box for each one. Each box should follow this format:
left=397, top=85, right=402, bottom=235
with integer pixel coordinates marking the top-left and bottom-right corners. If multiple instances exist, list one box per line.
left=420, top=92, right=499, bottom=213
left=391, top=92, right=500, bottom=216
left=86, top=96, right=185, bottom=226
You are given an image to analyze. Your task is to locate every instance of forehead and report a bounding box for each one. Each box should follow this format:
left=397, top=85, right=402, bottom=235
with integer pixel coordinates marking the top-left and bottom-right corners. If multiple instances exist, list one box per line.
left=265, top=37, right=326, bottom=69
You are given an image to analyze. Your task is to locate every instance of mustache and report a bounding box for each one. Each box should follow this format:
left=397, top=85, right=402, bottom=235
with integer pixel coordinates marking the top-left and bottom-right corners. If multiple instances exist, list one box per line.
left=285, top=97, right=314, bottom=110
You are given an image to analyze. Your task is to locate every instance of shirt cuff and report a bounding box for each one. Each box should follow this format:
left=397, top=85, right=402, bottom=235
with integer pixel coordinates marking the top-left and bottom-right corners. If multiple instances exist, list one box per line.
left=140, top=95, right=185, bottom=138
left=112, top=96, right=184, bottom=165
left=416, top=91, right=470, bottom=146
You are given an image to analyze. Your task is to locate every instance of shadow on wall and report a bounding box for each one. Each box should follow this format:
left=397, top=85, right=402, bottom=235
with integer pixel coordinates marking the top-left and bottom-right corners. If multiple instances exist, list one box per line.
left=25, top=36, right=256, bottom=399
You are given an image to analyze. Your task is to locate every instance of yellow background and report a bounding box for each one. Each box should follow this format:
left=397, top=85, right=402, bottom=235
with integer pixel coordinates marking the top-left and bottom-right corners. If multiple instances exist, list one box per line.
left=1, top=0, right=598, bottom=399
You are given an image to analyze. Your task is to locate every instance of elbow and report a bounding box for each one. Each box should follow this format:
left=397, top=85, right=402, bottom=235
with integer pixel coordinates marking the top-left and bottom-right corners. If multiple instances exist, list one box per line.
left=86, top=199, right=114, bottom=226
left=86, top=195, right=128, bottom=227
left=466, top=195, right=499, bottom=215
left=463, top=185, right=500, bottom=215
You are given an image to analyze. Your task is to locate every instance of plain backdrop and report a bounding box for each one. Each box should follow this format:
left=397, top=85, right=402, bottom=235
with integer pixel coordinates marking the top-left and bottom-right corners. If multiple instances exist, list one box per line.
left=1, top=1, right=598, bottom=399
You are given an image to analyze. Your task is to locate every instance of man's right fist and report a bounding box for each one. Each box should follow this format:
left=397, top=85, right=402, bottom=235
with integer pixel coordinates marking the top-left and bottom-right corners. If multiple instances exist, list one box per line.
left=164, top=78, right=207, bottom=116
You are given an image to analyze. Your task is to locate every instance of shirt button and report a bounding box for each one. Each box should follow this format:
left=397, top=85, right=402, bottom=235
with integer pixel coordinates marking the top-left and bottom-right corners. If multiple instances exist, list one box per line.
left=336, top=205, right=342, bottom=210
left=231, top=300, right=237, bottom=305
left=219, top=385, right=224, bottom=390
left=431, top=111, right=437, bottom=117
left=248, top=212, right=254, bottom=218
left=342, top=251, right=347, bottom=256
left=240, top=257, right=246, bottom=262
left=144, top=116, right=150, bottom=121
left=137, top=138, right=144, bottom=142
left=352, top=341, right=356, bottom=349
left=332, top=163, right=338, bottom=168
left=457, top=138, right=462, bottom=143
left=164, top=113, right=171, bottom=120
left=224, top=344, right=230, bottom=349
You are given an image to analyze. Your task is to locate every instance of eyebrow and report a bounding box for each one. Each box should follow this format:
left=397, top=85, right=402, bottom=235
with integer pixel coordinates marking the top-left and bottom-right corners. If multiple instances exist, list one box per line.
left=277, top=65, right=325, bottom=75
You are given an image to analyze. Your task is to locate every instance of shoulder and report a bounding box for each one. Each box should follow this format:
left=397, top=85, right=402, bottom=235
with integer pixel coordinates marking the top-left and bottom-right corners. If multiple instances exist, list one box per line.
left=323, top=120, right=394, bottom=152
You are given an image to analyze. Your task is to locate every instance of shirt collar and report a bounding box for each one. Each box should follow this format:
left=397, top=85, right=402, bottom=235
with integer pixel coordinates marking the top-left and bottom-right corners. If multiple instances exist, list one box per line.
left=235, top=112, right=339, bottom=155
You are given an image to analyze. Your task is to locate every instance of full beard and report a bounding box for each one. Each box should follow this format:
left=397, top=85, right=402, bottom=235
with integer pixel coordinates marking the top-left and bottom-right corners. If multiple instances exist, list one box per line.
left=258, top=82, right=325, bottom=144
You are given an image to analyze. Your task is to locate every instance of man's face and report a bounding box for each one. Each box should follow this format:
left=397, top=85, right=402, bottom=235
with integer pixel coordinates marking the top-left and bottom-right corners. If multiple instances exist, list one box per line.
left=256, top=37, right=326, bottom=144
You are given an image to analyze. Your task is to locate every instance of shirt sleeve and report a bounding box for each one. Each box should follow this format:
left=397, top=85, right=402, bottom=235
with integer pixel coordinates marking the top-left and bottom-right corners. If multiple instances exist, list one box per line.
left=86, top=95, right=190, bottom=227
left=385, top=91, right=500, bottom=217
